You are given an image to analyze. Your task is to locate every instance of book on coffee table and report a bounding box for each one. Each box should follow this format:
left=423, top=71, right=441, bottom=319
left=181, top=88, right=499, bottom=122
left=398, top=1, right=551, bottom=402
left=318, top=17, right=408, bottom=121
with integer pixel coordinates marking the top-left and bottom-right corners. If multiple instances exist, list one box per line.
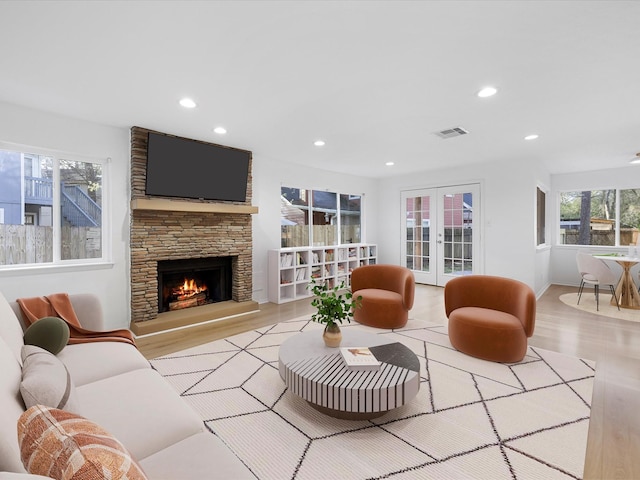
left=340, top=347, right=381, bottom=371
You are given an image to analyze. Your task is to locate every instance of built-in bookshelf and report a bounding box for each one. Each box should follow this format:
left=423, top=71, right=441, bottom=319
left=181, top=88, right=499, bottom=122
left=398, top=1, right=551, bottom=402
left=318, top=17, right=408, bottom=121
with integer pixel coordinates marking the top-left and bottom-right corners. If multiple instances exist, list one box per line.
left=268, top=244, right=377, bottom=304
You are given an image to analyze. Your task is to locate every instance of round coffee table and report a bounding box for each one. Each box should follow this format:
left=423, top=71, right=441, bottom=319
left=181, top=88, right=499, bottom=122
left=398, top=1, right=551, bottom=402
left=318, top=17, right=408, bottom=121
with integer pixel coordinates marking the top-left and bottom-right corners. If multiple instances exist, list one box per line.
left=278, top=329, right=420, bottom=419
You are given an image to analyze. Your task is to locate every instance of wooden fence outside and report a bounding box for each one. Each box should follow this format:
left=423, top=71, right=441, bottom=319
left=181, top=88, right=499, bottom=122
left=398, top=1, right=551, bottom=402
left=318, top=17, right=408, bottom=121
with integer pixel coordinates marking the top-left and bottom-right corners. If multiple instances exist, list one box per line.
left=561, top=228, right=638, bottom=246
left=0, top=225, right=101, bottom=265
left=281, top=225, right=360, bottom=248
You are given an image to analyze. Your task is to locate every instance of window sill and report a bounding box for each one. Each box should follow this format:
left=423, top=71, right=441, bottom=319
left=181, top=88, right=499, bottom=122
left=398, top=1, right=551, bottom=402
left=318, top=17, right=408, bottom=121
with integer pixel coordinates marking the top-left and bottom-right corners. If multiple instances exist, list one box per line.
left=554, top=244, right=628, bottom=251
left=0, top=261, right=114, bottom=277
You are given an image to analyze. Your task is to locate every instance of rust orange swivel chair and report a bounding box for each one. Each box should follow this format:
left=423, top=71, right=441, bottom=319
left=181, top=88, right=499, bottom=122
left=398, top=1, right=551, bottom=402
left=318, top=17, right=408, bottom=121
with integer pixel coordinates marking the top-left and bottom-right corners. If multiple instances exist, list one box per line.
left=444, top=275, right=536, bottom=363
left=350, top=264, right=415, bottom=329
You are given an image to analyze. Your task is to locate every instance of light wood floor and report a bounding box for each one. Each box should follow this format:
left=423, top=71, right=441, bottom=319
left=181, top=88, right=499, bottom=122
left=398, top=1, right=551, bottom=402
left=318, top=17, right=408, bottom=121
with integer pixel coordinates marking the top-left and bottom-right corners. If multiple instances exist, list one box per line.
left=137, top=284, right=640, bottom=480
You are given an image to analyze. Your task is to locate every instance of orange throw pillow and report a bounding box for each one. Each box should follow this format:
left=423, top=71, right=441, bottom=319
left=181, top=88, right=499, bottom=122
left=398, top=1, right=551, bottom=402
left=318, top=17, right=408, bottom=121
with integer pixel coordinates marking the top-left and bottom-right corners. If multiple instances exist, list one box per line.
left=17, top=405, right=147, bottom=480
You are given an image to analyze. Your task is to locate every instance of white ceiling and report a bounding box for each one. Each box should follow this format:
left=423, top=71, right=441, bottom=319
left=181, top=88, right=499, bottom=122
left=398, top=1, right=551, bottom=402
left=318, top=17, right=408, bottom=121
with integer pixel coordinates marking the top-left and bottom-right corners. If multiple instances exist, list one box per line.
left=1, top=1, right=639, bottom=178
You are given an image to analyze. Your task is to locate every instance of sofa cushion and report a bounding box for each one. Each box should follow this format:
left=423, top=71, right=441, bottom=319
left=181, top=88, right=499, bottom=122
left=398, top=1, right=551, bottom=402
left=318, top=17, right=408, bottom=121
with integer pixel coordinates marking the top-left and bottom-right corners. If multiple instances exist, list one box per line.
left=0, top=337, right=28, bottom=473
left=0, top=292, right=26, bottom=362
left=57, top=342, right=150, bottom=387
left=17, top=404, right=147, bottom=480
left=76, top=369, right=204, bottom=461
left=23, top=317, right=70, bottom=355
left=20, top=345, right=80, bottom=413
left=139, top=432, right=254, bottom=479
left=0, top=473, right=52, bottom=479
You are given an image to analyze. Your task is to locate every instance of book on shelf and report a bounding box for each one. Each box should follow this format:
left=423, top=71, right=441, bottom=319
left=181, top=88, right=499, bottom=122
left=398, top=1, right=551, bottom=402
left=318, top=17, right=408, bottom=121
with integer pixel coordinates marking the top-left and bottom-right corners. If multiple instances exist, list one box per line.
left=340, top=347, right=381, bottom=371
left=280, top=253, right=293, bottom=267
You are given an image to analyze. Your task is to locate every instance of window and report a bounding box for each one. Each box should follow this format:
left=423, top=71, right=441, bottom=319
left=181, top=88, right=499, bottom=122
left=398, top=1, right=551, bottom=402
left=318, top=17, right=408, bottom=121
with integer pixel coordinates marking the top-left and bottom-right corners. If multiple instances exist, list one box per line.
left=340, top=194, right=361, bottom=244
left=536, top=186, right=546, bottom=246
left=559, top=188, right=640, bottom=246
left=280, top=187, right=362, bottom=247
left=0, top=146, right=106, bottom=267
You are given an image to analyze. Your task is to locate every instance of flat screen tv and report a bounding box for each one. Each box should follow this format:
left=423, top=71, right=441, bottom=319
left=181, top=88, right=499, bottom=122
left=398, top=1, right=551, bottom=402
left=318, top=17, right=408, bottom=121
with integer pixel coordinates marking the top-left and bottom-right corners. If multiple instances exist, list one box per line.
left=145, top=132, right=250, bottom=202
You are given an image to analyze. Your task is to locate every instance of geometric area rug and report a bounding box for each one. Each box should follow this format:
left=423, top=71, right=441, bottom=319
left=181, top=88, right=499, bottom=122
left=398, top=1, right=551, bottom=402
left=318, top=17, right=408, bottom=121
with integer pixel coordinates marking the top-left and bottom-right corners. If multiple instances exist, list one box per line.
left=150, top=318, right=596, bottom=480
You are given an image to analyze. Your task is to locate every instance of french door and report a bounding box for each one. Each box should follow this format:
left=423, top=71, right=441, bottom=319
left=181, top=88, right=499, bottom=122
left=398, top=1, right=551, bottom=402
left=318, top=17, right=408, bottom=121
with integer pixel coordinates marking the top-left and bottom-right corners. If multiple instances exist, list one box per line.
left=401, top=184, right=480, bottom=286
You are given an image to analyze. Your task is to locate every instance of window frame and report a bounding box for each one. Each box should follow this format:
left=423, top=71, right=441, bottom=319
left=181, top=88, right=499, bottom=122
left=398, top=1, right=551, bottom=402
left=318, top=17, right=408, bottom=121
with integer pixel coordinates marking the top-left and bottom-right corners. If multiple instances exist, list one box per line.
left=536, top=185, right=548, bottom=248
left=0, top=141, right=111, bottom=271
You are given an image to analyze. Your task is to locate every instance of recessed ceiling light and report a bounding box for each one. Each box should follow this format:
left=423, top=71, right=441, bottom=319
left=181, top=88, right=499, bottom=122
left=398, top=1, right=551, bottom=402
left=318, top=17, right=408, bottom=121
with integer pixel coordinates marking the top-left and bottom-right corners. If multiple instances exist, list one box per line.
left=385, top=162, right=394, bottom=166
left=477, top=86, right=498, bottom=98
left=630, top=153, right=640, bottom=165
left=524, top=134, right=539, bottom=140
left=213, top=127, right=227, bottom=134
left=314, top=140, right=325, bottom=147
left=179, top=98, right=196, bottom=108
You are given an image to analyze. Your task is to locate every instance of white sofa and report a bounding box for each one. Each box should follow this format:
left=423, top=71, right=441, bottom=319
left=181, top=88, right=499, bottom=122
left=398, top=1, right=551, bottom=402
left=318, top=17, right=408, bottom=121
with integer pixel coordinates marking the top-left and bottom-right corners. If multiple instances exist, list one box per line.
left=0, top=292, right=253, bottom=479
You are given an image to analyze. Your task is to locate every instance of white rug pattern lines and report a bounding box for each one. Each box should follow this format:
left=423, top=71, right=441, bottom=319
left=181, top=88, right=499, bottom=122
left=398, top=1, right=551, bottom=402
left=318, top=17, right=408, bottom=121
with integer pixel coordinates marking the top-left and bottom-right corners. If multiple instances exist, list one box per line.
left=150, top=318, right=596, bottom=480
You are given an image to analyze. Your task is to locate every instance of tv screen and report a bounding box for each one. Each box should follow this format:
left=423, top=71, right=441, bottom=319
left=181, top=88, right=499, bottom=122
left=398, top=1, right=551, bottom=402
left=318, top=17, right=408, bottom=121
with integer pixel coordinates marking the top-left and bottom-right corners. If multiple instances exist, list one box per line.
left=145, top=132, right=250, bottom=202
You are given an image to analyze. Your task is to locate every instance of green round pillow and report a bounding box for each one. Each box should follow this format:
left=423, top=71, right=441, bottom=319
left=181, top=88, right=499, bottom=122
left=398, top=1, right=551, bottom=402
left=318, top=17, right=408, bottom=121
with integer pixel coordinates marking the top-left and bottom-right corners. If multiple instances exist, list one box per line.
left=23, top=317, right=70, bottom=355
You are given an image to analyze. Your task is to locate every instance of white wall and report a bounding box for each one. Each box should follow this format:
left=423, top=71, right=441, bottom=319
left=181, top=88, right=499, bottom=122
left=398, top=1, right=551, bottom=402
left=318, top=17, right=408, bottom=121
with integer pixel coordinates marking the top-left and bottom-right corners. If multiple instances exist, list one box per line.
left=550, top=165, right=640, bottom=286
left=377, top=158, right=545, bottom=292
left=0, top=102, right=131, bottom=329
left=251, top=156, right=379, bottom=303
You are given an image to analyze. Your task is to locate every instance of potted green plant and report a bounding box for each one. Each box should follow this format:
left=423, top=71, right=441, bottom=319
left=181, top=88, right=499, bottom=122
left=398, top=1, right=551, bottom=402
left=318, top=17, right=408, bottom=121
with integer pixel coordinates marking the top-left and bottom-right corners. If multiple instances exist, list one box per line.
left=308, top=278, right=362, bottom=347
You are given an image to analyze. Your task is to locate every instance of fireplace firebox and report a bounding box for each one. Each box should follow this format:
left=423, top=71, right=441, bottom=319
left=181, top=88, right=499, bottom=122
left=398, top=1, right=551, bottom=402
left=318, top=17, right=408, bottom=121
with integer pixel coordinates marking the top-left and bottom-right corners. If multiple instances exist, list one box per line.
left=157, top=257, right=232, bottom=313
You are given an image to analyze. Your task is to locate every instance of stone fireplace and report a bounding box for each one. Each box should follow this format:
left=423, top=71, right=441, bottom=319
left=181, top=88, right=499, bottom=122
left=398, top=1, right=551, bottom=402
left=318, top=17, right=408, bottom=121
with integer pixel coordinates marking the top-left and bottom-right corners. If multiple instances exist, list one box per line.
left=129, top=127, right=258, bottom=336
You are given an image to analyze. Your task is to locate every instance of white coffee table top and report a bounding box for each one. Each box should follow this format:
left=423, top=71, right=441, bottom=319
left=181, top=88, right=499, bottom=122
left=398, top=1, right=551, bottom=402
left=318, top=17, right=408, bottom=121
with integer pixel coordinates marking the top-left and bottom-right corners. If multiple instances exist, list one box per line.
left=278, top=329, right=420, bottom=419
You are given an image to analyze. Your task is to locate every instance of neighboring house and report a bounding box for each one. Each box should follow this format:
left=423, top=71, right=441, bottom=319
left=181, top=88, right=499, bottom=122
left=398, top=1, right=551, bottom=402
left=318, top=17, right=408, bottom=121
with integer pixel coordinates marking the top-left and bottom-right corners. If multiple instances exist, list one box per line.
left=0, top=150, right=100, bottom=228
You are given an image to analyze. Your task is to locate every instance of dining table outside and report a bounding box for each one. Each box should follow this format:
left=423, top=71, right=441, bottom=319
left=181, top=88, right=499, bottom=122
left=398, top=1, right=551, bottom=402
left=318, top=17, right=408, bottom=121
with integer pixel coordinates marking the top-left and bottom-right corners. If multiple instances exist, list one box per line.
left=593, top=253, right=640, bottom=309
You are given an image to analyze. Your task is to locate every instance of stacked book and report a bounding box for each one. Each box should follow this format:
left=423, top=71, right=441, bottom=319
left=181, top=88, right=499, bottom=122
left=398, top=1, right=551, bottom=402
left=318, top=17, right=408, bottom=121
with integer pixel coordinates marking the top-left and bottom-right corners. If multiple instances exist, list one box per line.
left=280, top=254, right=294, bottom=267
left=340, top=347, right=381, bottom=371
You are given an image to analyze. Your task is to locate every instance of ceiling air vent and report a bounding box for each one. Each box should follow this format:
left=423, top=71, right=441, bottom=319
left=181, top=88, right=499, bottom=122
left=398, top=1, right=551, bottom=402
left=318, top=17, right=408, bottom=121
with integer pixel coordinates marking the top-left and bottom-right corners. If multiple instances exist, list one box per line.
left=434, top=127, right=469, bottom=139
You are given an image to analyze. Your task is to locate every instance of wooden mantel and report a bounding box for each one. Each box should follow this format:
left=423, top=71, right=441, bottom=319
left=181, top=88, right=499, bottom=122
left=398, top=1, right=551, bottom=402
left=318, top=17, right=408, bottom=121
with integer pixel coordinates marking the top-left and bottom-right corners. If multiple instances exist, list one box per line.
left=131, top=198, right=259, bottom=214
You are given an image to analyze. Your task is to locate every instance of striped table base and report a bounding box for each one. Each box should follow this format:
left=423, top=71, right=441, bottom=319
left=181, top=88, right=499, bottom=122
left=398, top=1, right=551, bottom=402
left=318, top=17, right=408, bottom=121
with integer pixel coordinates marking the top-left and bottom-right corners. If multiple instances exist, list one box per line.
left=279, top=330, right=420, bottom=419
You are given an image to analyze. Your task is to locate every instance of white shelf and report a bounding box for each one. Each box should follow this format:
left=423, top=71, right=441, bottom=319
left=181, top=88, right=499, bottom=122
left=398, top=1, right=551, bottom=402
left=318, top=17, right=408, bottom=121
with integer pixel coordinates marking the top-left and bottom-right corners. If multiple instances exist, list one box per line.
left=268, top=243, right=377, bottom=304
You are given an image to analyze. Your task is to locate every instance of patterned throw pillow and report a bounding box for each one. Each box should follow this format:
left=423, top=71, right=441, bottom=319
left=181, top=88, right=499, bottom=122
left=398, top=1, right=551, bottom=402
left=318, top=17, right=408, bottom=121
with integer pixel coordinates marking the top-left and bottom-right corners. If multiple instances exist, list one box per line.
left=17, top=405, right=148, bottom=480
left=20, top=345, right=79, bottom=412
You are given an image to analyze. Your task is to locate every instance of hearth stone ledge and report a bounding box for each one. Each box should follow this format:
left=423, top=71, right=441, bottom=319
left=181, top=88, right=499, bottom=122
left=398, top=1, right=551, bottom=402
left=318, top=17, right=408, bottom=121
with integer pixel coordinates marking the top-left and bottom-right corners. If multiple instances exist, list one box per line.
left=130, top=299, right=260, bottom=337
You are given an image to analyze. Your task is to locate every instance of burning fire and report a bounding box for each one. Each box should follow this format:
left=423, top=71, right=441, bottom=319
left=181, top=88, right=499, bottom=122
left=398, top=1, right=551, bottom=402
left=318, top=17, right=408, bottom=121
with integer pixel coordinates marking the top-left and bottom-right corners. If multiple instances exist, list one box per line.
left=173, top=277, right=208, bottom=301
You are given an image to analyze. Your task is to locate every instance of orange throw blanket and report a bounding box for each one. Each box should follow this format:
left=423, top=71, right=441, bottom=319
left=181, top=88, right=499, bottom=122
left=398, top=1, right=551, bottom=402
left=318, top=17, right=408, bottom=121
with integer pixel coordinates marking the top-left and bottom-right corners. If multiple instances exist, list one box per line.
left=17, top=293, right=136, bottom=347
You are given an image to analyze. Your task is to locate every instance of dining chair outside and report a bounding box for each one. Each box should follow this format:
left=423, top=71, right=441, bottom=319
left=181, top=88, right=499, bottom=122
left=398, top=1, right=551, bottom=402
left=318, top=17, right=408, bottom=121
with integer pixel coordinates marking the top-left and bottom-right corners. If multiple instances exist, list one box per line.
left=576, top=251, right=620, bottom=311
